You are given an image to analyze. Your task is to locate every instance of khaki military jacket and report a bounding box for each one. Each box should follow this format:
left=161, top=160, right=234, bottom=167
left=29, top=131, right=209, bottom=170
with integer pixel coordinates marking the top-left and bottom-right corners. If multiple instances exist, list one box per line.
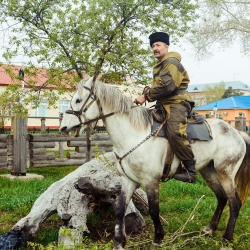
left=145, top=52, right=194, bottom=118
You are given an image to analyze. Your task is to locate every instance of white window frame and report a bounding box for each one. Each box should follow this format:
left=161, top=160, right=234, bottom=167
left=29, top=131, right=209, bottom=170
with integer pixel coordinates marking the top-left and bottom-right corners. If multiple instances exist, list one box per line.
left=34, top=99, right=48, bottom=117
left=58, top=100, right=70, bottom=115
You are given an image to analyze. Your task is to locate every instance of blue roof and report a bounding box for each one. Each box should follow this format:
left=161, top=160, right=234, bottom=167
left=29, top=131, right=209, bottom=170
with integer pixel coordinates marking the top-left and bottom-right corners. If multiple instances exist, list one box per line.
left=194, top=96, right=250, bottom=110
left=188, top=81, right=250, bottom=93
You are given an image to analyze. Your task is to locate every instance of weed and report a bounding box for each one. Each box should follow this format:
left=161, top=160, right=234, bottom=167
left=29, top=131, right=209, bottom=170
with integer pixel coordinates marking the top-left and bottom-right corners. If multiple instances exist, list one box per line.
left=1, top=167, right=250, bottom=249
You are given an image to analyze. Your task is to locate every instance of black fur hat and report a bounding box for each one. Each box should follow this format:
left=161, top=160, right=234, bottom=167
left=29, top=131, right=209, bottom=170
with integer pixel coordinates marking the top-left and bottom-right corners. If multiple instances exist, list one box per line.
left=149, top=32, right=170, bottom=47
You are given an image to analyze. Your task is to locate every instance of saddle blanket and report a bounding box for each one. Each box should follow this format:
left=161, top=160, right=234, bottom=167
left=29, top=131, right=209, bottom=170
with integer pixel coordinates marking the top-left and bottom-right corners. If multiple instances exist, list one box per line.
left=151, top=120, right=213, bottom=141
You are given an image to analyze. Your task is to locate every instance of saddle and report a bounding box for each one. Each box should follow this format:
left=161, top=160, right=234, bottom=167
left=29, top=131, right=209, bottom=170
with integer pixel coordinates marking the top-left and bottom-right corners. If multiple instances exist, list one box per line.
left=149, top=104, right=213, bottom=142
left=149, top=104, right=213, bottom=182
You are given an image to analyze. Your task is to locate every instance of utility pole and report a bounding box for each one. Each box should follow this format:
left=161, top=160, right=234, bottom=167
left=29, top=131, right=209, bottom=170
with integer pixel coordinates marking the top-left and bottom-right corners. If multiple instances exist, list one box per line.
left=234, top=73, right=241, bottom=81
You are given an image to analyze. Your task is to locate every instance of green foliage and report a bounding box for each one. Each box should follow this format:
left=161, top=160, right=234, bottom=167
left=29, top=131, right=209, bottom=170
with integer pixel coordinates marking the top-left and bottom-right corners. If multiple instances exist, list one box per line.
left=1, top=165, right=250, bottom=249
left=190, top=1, right=250, bottom=60
left=203, top=82, right=226, bottom=104
left=222, top=86, right=244, bottom=99
left=0, top=0, right=198, bottom=116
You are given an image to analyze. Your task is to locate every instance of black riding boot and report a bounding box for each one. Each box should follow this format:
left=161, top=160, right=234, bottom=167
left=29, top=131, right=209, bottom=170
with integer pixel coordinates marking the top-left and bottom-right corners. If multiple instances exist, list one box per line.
left=173, top=159, right=196, bottom=183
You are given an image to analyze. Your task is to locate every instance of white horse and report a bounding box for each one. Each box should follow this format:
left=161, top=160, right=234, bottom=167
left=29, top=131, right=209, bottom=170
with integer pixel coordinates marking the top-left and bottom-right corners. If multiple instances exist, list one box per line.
left=60, top=77, right=250, bottom=250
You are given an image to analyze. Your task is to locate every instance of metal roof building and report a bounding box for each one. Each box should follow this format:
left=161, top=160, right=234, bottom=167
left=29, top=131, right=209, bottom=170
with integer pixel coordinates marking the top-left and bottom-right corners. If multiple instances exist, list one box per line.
left=194, top=96, right=250, bottom=111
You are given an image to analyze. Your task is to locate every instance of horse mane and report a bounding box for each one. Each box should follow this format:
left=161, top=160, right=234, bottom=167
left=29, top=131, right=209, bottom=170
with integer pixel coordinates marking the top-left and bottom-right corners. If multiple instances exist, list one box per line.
left=79, top=78, right=152, bottom=132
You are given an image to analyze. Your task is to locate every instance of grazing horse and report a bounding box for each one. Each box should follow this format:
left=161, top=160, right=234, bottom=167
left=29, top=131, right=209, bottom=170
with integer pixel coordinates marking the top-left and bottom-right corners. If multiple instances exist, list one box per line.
left=60, top=77, right=250, bottom=250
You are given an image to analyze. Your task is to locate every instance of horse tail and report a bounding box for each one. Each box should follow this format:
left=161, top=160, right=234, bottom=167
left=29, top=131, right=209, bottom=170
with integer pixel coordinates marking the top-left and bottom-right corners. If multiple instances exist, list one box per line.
left=235, top=131, right=250, bottom=206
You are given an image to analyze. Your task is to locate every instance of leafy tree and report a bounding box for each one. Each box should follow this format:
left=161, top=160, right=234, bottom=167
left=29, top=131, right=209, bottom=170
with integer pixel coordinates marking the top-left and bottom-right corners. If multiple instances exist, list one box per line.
left=189, top=0, right=250, bottom=60
left=221, top=86, right=244, bottom=99
left=203, top=82, right=226, bottom=104
left=0, top=0, right=198, bottom=116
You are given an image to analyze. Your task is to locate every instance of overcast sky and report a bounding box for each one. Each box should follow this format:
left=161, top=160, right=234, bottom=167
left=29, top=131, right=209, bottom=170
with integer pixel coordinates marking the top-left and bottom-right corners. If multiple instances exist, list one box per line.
left=170, top=43, right=250, bottom=86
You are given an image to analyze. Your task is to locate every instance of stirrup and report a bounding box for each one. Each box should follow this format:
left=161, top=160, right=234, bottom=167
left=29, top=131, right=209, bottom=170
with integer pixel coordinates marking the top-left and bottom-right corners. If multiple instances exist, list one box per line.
left=173, top=172, right=196, bottom=183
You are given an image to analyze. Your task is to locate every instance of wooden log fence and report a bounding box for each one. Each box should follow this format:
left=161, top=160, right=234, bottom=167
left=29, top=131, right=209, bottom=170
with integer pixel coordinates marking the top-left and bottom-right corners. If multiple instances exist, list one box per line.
left=0, top=113, right=113, bottom=172
left=0, top=133, right=112, bottom=170
left=28, top=133, right=113, bottom=168
left=0, top=117, right=113, bottom=171
left=0, top=135, right=15, bottom=170
left=0, top=114, right=248, bottom=171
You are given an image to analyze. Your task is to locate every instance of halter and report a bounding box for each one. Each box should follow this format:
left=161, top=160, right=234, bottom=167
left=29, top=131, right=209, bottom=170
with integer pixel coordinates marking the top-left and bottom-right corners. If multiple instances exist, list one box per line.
left=65, top=79, right=167, bottom=181
left=65, top=84, right=103, bottom=127
left=65, top=80, right=138, bottom=128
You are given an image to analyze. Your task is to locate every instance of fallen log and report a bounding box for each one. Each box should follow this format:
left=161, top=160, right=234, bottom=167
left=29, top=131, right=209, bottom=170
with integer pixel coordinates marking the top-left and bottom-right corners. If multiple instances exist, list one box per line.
left=12, top=152, right=148, bottom=247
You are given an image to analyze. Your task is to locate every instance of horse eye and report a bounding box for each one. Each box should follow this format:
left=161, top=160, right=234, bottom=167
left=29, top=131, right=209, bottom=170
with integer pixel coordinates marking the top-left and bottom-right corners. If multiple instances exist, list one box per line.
left=76, top=99, right=81, bottom=104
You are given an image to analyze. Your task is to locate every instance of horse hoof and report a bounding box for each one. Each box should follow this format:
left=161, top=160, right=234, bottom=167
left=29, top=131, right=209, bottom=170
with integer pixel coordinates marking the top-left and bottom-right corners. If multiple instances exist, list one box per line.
left=149, top=241, right=162, bottom=249
left=113, top=245, right=125, bottom=250
left=202, top=225, right=213, bottom=235
left=222, top=235, right=233, bottom=243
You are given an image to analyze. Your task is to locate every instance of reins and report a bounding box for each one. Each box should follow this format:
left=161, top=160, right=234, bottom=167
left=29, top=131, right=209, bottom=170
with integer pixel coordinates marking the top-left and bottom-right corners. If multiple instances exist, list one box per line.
left=114, top=119, right=166, bottom=180
left=65, top=85, right=103, bottom=127
left=66, top=78, right=167, bottom=181
left=65, top=79, right=141, bottom=127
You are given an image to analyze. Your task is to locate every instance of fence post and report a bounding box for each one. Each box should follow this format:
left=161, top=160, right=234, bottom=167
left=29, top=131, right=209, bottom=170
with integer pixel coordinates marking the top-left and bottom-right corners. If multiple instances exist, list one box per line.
left=58, top=112, right=64, bottom=159
left=0, top=118, right=4, bottom=134
left=41, top=118, right=46, bottom=134
left=235, top=113, right=246, bottom=132
left=11, top=116, right=27, bottom=176
left=86, top=129, right=91, bottom=162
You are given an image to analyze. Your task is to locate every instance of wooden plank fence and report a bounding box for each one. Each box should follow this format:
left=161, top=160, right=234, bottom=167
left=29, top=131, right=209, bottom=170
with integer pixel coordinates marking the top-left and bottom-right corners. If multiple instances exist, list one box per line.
left=0, top=132, right=112, bottom=170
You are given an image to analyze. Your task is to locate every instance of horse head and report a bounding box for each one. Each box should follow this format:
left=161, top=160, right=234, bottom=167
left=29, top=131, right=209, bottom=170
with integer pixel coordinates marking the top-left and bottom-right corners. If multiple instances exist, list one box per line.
left=60, top=77, right=101, bottom=137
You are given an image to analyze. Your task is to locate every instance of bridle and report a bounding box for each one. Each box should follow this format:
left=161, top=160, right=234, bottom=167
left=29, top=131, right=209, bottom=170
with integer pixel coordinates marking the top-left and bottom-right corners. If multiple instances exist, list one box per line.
left=65, top=83, right=116, bottom=128
left=65, top=84, right=101, bottom=126
left=65, top=79, right=166, bottom=181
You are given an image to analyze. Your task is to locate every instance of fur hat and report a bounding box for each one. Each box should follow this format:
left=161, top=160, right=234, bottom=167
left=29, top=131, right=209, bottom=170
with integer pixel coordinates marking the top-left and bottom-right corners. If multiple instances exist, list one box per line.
left=149, top=32, right=170, bottom=47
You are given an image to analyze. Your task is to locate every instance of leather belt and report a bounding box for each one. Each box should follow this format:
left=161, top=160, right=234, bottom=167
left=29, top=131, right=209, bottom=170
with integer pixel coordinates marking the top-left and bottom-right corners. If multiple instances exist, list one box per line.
left=172, top=89, right=187, bottom=95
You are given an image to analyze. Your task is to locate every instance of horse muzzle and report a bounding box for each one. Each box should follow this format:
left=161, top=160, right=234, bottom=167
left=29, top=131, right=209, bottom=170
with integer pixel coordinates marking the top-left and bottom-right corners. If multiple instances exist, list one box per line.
left=60, top=125, right=82, bottom=138
left=73, top=125, right=82, bottom=137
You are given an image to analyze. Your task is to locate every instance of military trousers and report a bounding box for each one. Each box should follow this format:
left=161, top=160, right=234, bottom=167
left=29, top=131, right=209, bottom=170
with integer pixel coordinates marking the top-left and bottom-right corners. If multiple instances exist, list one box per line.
left=165, top=102, right=194, bottom=161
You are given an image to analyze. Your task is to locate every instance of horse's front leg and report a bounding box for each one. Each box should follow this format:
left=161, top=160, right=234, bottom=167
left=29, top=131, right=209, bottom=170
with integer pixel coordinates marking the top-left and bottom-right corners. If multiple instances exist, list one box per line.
left=113, top=176, right=138, bottom=250
left=145, top=181, right=164, bottom=245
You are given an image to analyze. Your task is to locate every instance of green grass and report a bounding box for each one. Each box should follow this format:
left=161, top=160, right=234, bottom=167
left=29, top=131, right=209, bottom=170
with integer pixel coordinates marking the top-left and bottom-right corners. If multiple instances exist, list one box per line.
left=1, top=168, right=250, bottom=249
left=46, top=149, right=74, bottom=158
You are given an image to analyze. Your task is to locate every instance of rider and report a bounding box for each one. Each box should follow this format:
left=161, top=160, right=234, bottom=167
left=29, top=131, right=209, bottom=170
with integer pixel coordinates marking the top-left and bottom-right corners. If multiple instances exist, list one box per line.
left=135, top=31, right=196, bottom=183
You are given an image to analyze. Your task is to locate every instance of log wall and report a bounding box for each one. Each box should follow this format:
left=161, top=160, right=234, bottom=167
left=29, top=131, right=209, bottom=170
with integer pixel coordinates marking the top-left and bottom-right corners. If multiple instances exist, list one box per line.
left=1, top=114, right=247, bottom=170
left=0, top=133, right=113, bottom=169
left=0, top=133, right=112, bottom=170
left=0, top=135, right=18, bottom=170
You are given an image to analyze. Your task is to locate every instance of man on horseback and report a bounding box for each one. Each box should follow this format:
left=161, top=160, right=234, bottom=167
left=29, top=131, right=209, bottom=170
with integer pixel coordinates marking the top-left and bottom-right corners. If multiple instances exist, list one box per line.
left=135, top=31, right=196, bottom=183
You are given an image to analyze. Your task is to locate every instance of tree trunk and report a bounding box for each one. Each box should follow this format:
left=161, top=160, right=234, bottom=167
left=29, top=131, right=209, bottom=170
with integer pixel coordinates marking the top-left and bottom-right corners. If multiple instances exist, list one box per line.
left=12, top=152, right=148, bottom=246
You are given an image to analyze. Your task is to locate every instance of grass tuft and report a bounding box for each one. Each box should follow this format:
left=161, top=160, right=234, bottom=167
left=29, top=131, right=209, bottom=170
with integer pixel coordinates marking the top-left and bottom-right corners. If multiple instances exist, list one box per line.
left=1, top=167, right=250, bottom=249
